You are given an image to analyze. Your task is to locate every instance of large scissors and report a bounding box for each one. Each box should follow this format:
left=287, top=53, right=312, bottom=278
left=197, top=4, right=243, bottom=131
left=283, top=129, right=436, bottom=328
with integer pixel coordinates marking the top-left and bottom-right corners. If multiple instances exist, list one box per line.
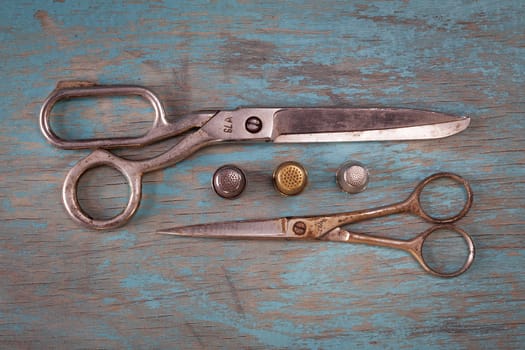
left=159, top=173, right=475, bottom=278
left=40, top=81, right=470, bottom=230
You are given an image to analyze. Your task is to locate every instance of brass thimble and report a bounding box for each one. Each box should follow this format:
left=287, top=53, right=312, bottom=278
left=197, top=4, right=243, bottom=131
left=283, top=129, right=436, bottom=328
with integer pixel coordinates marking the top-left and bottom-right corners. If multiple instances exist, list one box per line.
left=273, top=161, right=308, bottom=196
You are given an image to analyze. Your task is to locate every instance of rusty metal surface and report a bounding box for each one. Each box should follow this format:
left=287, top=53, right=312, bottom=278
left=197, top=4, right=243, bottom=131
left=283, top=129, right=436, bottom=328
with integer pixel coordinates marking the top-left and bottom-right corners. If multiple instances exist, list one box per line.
left=162, top=173, right=475, bottom=277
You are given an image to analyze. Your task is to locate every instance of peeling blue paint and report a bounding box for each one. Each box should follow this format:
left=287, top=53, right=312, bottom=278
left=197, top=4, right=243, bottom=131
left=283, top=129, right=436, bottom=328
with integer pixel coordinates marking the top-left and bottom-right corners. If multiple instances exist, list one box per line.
left=98, top=259, right=111, bottom=271
left=102, top=230, right=136, bottom=248
left=2, top=0, right=525, bottom=348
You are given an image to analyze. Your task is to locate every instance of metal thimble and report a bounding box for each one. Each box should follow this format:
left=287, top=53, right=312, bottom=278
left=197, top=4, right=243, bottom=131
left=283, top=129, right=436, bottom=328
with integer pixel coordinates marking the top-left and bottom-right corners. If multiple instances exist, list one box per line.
left=212, top=165, right=246, bottom=199
left=336, top=161, right=369, bottom=194
left=273, top=161, right=308, bottom=196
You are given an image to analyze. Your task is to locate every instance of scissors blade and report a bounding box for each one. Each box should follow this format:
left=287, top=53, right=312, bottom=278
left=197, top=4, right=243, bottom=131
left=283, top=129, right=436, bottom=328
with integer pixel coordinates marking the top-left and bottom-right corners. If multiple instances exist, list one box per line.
left=272, top=108, right=470, bottom=142
left=158, top=218, right=288, bottom=239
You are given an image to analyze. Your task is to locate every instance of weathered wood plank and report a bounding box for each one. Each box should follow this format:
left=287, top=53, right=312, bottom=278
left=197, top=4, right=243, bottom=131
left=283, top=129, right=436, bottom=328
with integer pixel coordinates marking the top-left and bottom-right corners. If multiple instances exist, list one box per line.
left=1, top=0, right=524, bottom=348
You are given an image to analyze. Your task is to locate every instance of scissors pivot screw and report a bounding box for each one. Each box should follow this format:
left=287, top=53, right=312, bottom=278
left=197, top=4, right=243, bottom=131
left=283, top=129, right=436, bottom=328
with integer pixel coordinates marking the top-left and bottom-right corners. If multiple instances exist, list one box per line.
left=245, top=116, right=263, bottom=133
left=293, top=221, right=307, bottom=235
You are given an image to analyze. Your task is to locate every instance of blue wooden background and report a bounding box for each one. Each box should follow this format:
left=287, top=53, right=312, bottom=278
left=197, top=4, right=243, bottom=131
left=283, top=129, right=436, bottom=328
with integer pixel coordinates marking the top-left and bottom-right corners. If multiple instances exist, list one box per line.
left=1, top=0, right=524, bottom=348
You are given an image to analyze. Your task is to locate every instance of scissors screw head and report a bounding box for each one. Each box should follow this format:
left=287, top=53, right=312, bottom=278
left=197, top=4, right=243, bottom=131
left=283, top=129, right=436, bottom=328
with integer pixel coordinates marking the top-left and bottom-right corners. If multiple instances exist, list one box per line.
left=293, top=221, right=307, bottom=235
left=245, top=116, right=263, bottom=133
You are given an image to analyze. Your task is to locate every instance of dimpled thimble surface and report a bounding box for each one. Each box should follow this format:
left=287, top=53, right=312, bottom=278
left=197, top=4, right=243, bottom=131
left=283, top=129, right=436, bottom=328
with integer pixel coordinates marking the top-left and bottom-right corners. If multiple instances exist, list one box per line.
left=273, top=161, right=308, bottom=196
left=336, top=161, right=369, bottom=194
left=212, top=165, right=246, bottom=199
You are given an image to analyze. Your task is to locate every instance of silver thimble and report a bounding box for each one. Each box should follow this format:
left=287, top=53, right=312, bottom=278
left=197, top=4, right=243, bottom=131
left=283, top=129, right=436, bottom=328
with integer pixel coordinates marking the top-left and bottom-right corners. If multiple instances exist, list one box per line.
left=212, top=165, right=246, bottom=199
left=336, top=161, right=369, bottom=194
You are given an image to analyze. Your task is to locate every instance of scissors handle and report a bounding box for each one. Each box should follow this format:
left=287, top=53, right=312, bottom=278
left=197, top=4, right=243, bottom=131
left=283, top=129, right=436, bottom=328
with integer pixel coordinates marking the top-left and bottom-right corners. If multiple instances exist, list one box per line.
left=406, top=172, right=473, bottom=223
left=62, top=128, right=217, bottom=230
left=289, top=173, right=472, bottom=244
left=40, top=82, right=222, bottom=229
left=409, top=225, right=475, bottom=277
left=39, top=81, right=215, bottom=149
left=325, top=224, right=475, bottom=277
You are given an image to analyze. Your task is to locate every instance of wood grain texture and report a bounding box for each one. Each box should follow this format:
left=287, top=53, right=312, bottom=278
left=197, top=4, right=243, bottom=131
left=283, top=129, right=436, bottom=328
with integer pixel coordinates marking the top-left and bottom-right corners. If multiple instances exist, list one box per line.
left=1, top=0, right=524, bottom=348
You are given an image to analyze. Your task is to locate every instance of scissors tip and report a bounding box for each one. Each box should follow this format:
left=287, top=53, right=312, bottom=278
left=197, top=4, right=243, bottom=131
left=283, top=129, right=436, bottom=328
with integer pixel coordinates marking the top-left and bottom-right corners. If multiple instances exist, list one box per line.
left=456, top=116, right=470, bottom=132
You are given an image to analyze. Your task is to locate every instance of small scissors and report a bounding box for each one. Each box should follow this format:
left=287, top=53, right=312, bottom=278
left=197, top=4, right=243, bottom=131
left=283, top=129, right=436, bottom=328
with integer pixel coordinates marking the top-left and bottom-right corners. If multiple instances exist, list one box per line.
left=159, top=173, right=475, bottom=278
left=40, top=81, right=470, bottom=230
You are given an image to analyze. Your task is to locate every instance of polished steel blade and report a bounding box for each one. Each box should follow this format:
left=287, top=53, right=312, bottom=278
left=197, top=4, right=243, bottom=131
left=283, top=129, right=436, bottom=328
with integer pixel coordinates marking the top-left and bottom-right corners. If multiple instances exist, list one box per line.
left=272, top=108, right=470, bottom=142
left=158, top=218, right=288, bottom=239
